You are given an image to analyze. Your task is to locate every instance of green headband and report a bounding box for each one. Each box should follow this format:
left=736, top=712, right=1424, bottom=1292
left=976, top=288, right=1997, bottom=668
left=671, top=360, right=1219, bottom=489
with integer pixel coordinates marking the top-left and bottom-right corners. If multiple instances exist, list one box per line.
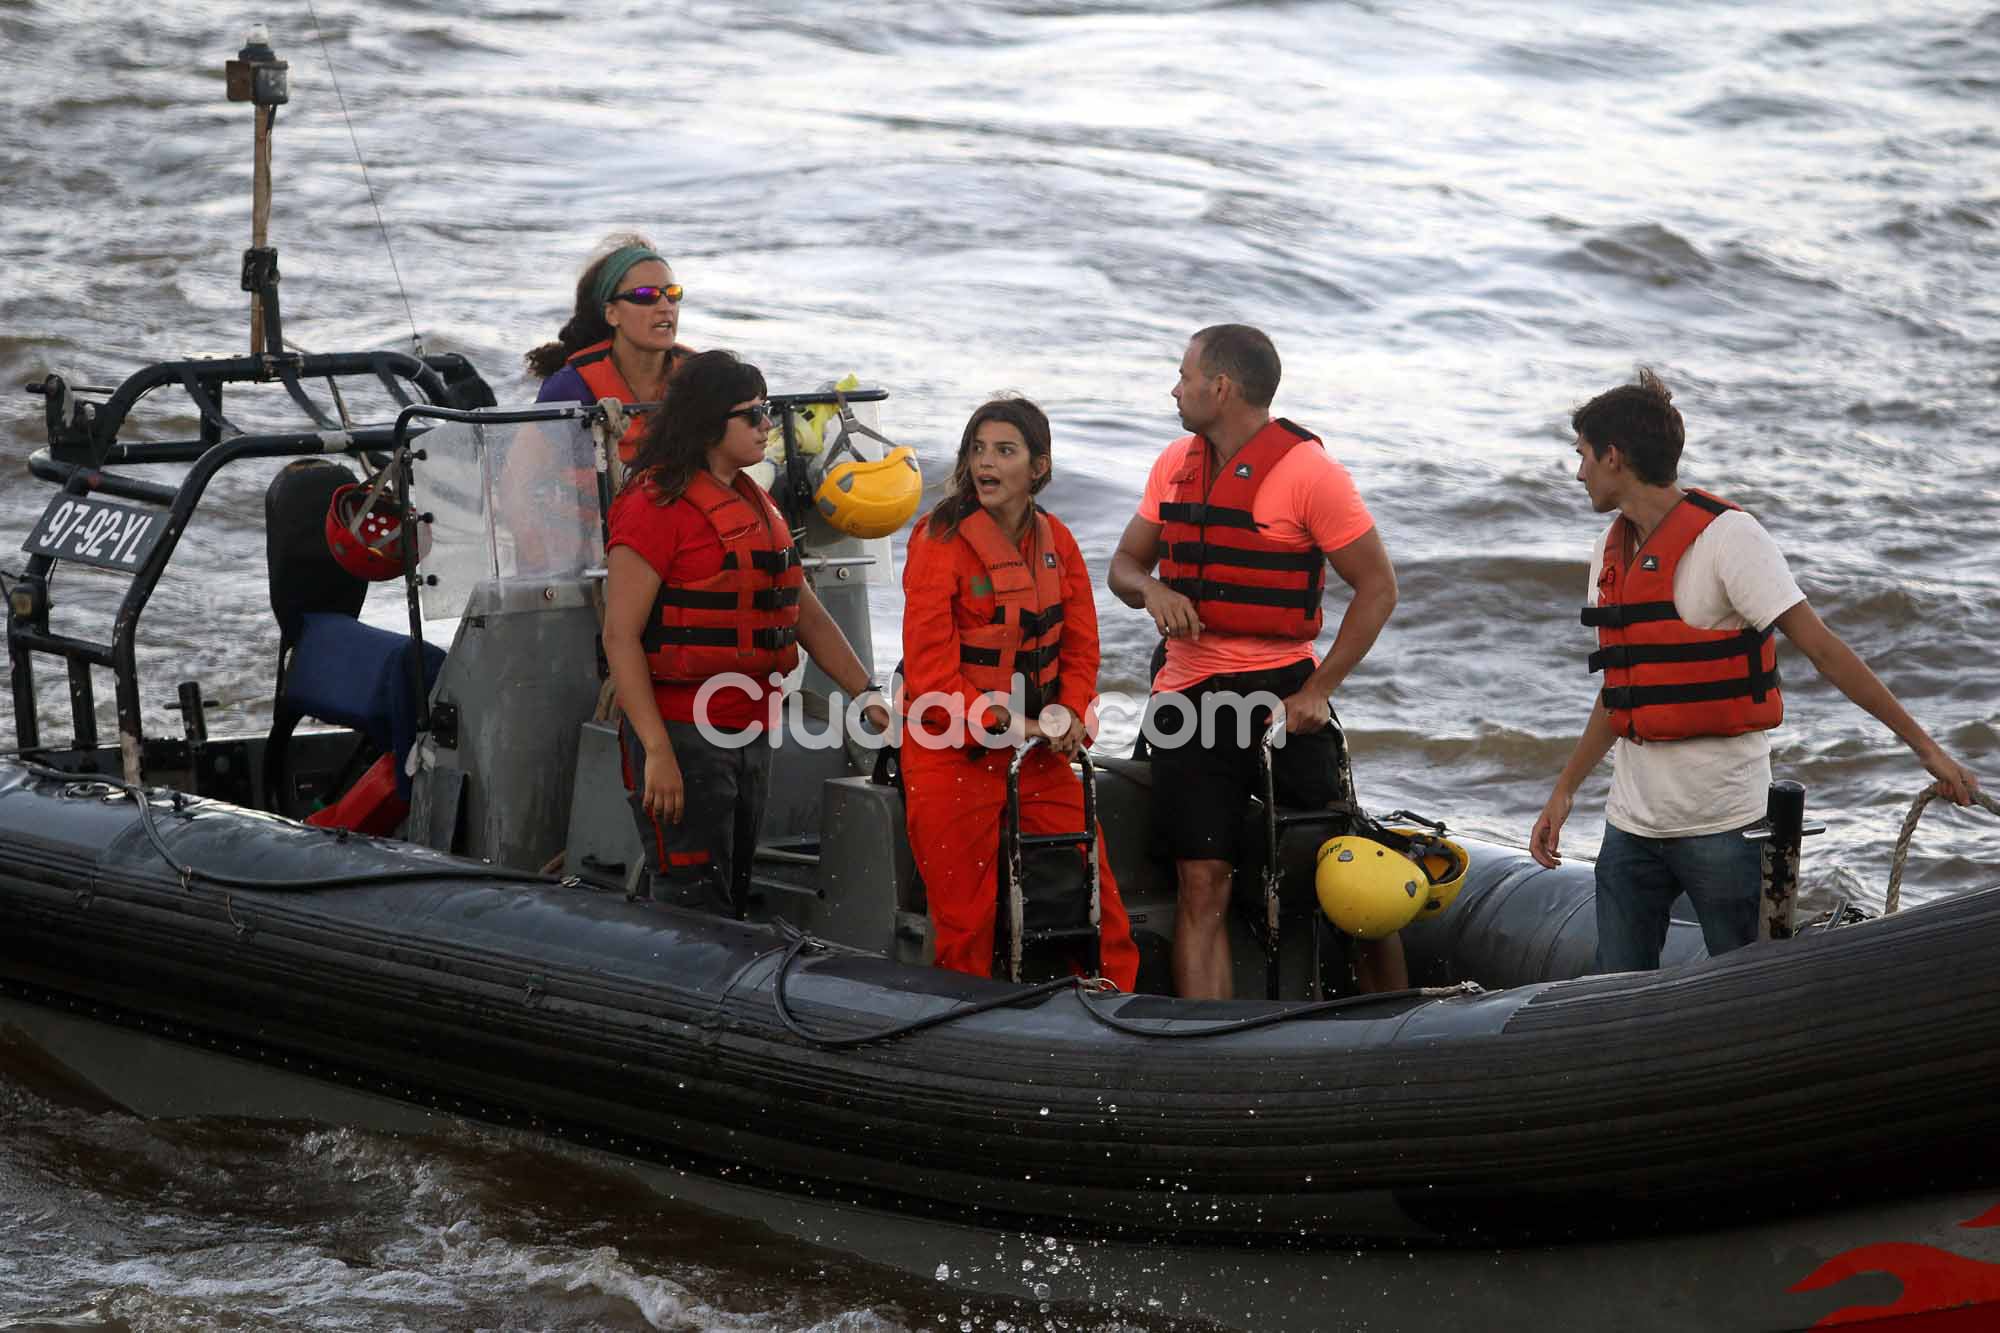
left=591, top=245, right=666, bottom=308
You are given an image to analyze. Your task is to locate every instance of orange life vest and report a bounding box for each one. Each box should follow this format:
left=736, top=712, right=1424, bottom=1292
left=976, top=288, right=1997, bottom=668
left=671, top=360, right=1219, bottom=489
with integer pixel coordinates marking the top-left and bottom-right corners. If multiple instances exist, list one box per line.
left=567, top=340, right=692, bottom=463
left=641, top=472, right=803, bottom=684
left=1156, top=419, right=1326, bottom=639
left=1582, top=488, right=1783, bottom=743
left=953, top=507, right=1065, bottom=718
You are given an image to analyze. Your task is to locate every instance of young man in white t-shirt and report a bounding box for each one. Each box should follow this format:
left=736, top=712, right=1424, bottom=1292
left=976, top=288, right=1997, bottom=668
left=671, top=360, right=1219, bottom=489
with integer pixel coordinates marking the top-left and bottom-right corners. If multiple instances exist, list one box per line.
left=1530, top=370, right=1979, bottom=972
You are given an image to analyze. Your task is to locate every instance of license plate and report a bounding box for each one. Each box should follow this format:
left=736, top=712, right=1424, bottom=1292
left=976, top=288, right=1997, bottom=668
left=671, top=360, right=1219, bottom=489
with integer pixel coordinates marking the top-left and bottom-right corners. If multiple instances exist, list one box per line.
left=22, top=493, right=169, bottom=573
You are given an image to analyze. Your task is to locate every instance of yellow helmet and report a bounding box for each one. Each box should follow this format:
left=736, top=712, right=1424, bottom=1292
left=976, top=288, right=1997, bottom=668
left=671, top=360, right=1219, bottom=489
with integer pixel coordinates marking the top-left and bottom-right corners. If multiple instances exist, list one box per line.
left=1388, top=827, right=1470, bottom=918
left=1314, top=836, right=1428, bottom=940
left=814, top=427, right=922, bottom=539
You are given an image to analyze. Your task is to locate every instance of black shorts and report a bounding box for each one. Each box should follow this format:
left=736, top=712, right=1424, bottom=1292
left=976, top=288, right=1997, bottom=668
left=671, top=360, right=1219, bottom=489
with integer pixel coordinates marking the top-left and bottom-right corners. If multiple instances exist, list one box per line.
left=1145, top=658, right=1353, bottom=864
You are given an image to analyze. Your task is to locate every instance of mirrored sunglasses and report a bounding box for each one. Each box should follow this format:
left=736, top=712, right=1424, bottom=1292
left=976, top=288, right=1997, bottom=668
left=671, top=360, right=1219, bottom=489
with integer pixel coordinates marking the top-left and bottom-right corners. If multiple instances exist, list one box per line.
left=610, top=284, right=684, bottom=306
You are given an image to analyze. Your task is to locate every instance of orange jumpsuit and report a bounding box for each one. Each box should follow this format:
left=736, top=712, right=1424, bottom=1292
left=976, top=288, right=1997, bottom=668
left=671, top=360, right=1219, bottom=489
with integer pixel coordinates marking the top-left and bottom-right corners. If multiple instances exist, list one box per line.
left=899, top=510, right=1140, bottom=990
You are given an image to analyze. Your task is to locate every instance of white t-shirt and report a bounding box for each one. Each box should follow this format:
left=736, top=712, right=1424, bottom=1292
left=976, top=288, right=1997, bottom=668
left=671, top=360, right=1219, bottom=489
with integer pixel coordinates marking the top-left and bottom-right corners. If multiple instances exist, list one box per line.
left=1585, top=507, right=1806, bottom=838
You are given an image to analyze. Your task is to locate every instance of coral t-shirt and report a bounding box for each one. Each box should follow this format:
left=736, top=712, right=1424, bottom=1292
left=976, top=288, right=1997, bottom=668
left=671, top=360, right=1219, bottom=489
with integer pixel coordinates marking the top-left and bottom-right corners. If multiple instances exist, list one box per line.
left=606, top=477, right=773, bottom=732
left=1137, top=430, right=1375, bottom=693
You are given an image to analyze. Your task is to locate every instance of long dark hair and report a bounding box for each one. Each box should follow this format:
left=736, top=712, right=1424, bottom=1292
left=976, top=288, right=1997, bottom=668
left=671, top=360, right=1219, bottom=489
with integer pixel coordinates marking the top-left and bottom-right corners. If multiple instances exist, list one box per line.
left=926, top=395, right=1052, bottom=541
left=523, top=232, right=661, bottom=379
left=627, top=350, right=768, bottom=503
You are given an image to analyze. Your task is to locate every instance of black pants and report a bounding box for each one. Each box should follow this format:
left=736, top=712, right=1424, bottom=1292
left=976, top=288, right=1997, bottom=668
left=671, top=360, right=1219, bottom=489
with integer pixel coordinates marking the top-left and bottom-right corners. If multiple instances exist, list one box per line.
left=619, top=719, right=771, bottom=916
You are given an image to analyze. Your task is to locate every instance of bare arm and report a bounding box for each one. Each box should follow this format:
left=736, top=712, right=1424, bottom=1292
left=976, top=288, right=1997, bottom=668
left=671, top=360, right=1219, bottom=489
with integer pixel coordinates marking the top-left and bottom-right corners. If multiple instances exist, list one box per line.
left=796, top=585, right=891, bottom=728
left=1285, top=526, right=1397, bottom=732
left=1107, top=514, right=1203, bottom=639
left=1530, top=692, right=1620, bottom=868
left=604, top=547, right=682, bottom=822
left=1773, top=600, right=1979, bottom=804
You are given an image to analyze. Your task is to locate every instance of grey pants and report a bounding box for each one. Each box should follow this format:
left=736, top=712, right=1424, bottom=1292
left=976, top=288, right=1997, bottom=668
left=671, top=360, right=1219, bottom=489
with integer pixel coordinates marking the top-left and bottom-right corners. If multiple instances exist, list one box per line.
left=619, top=719, right=771, bottom=917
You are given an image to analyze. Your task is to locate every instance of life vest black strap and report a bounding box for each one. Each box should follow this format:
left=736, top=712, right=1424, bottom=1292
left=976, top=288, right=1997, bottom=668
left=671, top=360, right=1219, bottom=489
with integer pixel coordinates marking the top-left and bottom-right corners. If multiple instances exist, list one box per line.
left=1015, top=604, right=1064, bottom=637
left=655, top=586, right=801, bottom=612
left=1165, top=541, right=1321, bottom=573
left=1685, top=491, right=1730, bottom=517
left=1158, top=501, right=1258, bottom=531
left=1588, top=626, right=1773, bottom=674
left=645, top=625, right=798, bottom=650
left=959, top=642, right=1060, bottom=674
left=718, top=548, right=800, bottom=574
left=1581, top=600, right=1679, bottom=629
left=1603, top=665, right=1782, bottom=712
left=1167, top=577, right=1321, bottom=611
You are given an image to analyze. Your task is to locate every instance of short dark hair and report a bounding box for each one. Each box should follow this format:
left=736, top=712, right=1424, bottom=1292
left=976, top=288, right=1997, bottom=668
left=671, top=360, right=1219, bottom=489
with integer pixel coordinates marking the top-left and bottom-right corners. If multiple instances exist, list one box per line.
left=1193, top=324, right=1281, bottom=409
left=1572, top=368, right=1683, bottom=486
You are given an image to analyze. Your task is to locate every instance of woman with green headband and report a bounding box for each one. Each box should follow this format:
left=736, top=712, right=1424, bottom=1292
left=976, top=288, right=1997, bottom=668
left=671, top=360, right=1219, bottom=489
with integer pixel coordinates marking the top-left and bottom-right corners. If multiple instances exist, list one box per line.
left=526, top=233, right=696, bottom=462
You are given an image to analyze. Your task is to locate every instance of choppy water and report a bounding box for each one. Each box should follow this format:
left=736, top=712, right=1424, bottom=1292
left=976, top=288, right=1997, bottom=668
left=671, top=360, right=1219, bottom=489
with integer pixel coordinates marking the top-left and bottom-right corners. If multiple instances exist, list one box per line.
left=2, top=0, right=1997, bottom=1326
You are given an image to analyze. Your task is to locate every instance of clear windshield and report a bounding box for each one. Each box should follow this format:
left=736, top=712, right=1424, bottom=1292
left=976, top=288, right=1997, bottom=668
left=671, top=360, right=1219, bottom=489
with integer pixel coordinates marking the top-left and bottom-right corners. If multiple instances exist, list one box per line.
left=409, top=409, right=605, bottom=621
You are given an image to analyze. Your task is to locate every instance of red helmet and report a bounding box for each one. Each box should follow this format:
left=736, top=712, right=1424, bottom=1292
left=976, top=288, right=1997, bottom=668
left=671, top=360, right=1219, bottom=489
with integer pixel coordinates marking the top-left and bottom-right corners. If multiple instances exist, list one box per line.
left=325, top=481, right=429, bottom=582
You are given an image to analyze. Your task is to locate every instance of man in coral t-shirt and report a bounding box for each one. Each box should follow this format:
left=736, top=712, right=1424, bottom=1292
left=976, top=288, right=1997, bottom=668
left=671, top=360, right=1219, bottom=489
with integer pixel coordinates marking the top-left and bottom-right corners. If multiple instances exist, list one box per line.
left=1109, top=325, right=1400, bottom=1000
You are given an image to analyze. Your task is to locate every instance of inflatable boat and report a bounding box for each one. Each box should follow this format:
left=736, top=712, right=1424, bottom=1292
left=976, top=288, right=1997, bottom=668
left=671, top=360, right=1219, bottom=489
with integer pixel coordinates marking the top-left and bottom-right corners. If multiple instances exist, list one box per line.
left=6, top=34, right=2000, bottom=1332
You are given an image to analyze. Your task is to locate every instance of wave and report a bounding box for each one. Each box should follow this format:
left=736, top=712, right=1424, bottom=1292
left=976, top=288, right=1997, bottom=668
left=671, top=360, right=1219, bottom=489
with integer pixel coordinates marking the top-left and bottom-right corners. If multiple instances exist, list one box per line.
left=1682, top=92, right=1855, bottom=130
left=1547, top=222, right=1713, bottom=285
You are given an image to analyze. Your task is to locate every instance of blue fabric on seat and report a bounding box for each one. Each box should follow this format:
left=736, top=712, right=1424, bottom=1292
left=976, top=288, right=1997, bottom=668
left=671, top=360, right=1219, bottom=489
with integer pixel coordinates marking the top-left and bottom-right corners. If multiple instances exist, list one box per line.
left=282, top=612, right=446, bottom=798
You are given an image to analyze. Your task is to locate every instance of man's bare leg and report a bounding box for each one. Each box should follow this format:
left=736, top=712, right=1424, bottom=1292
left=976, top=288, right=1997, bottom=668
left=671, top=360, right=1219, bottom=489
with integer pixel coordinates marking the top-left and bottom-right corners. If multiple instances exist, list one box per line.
left=1173, top=858, right=1234, bottom=999
left=1353, top=931, right=1408, bottom=993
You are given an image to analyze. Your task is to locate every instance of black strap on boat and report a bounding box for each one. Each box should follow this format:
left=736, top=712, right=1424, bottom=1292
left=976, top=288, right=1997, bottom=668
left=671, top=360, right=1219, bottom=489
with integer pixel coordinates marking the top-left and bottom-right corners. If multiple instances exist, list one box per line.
left=767, top=923, right=1481, bottom=1049
left=277, top=364, right=342, bottom=432
left=21, top=763, right=558, bottom=893
left=177, top=369, right=244, bottom=439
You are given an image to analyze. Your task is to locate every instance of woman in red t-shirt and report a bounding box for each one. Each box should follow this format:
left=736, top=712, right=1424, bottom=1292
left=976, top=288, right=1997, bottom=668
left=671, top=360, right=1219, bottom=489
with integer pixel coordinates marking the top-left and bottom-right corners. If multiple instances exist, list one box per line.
left=899, top=397, right=1140, bottom=989
left=603, top=350, right=887, bottom=916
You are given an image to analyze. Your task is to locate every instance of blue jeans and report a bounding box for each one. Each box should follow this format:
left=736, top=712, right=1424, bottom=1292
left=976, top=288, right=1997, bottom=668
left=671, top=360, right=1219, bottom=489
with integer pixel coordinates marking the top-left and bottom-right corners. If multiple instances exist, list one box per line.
left=1594, top=822, right=1763, bottom=973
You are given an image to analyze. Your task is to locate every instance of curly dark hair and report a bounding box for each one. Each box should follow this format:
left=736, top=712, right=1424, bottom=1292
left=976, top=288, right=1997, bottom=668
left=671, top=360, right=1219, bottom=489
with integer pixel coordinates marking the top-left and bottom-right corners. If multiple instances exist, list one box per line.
left=523, top=232, right=662, bottom=380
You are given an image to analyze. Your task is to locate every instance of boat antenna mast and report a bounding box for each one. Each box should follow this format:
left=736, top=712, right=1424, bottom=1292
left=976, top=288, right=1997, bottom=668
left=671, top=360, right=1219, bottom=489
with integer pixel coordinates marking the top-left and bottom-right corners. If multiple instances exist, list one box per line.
left=225, top=26, right=289, bottom=357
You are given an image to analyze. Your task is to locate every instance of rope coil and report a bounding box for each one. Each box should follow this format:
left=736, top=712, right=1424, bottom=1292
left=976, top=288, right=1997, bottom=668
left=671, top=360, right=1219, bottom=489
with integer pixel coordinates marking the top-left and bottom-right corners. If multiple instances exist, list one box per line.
left=1885, top=788, right=2000, bottom=914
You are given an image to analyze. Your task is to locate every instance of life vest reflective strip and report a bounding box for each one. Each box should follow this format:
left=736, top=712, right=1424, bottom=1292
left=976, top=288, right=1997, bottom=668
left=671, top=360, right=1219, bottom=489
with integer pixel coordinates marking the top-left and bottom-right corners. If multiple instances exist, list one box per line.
left=953, top=507, right=1065, bottom=717
left=1155, top=418, right=1326, bottom=639
left=1581, top=488, right=1783, bottom=742
left=567, top=340, right=692, bottom=462
left=640, top=471, right=803, bottom=683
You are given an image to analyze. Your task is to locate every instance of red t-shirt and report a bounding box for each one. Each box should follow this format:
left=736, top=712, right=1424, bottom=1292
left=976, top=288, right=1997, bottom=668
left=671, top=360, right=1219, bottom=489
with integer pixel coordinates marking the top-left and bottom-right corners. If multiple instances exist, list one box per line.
left=606, top=477, right=772, bottom=731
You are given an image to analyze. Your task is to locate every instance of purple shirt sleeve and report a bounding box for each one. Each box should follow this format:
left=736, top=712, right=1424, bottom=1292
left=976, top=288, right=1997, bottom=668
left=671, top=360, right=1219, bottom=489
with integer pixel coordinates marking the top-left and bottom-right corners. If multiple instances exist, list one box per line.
left=535, top=366, right=593, bottom=405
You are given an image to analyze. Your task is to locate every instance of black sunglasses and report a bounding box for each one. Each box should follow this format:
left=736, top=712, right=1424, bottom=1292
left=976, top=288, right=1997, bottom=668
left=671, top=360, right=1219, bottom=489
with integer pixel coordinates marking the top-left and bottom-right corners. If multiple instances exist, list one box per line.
left=726, top=404, right=774, bottom=429
left=609, top=284, right=684, bottom=306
